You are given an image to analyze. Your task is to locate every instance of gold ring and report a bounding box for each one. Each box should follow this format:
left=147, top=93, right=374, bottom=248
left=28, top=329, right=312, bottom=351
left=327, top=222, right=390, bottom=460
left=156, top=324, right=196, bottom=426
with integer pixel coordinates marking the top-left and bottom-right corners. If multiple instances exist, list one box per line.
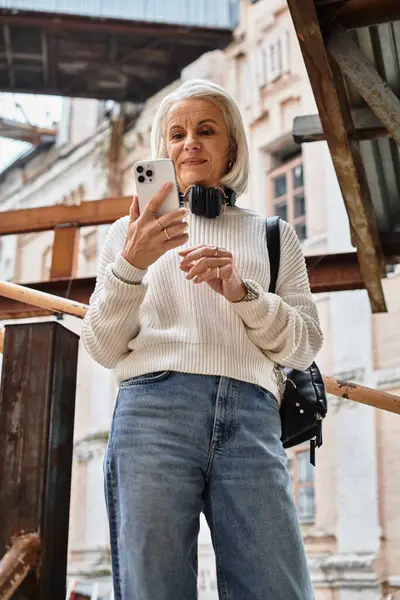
left=164, top=227, right=171, bottom=241
left=214, top=246, right=219, bottom=256
left=216, top=266, right=220, bottom=279
left=156, top=218, right=164, bottom=230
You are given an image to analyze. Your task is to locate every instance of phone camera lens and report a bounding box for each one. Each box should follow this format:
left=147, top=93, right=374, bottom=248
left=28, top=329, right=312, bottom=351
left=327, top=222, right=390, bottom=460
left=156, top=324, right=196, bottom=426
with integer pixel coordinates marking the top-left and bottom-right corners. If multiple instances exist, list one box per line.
left=146, top=169, right=153, bottom=177
left=136, top=165, right=143, bottom=173
left=138, top=175, right=145, bottom=183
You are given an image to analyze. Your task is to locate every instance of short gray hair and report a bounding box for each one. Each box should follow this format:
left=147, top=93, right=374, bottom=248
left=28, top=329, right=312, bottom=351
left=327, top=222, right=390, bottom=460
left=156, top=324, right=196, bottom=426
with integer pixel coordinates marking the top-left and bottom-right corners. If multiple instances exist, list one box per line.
left=150, top=79, right=249, bottom=196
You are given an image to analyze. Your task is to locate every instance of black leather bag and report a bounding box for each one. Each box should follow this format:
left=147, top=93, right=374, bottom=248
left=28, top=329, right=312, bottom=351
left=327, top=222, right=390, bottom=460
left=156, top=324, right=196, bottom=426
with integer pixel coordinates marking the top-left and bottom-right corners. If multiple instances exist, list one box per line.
left=266, top=216, right=327, bottom=465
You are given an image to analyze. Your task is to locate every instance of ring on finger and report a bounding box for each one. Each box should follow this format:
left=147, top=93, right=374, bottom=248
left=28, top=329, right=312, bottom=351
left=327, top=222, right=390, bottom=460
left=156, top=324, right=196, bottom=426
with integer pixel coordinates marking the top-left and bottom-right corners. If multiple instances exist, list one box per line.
left=216, top=266, right=220, bottom=279
left=164, top=227, right=171, bottom=241
left=156, top=218, right=164, bottom=230
left=214, top=246, right=219, bottom=256
left=146, top=208, right=157, bottom=218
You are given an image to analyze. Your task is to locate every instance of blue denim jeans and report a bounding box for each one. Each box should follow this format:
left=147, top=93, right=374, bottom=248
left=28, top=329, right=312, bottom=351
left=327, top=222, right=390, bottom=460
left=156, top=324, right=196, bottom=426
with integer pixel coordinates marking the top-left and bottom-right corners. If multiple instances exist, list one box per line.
left=104, top=371, right=314, bottom=600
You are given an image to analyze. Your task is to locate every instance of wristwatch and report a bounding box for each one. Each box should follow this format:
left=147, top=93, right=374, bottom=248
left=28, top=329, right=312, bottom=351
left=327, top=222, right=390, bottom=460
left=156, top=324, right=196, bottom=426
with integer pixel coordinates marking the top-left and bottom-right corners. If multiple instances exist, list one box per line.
left=240, top=280, right=261, bottom=302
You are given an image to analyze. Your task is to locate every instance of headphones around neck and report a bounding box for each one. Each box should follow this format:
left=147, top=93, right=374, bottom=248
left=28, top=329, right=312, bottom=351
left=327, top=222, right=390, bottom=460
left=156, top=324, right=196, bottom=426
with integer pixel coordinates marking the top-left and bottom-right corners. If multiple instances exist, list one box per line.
left=179, top=185, right=237, bottom=219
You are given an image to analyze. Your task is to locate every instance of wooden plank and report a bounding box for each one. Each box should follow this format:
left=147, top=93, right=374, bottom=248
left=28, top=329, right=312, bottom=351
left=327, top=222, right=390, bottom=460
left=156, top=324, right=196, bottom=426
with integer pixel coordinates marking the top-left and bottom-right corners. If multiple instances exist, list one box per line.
left=286, top=0, right=387, bottom=313
left=50, top=225, right=80, bottom=280
left=328, top=26, right=400, bottom=147
left=293, top=107, right=388, bottom=143
left=0, top=196, right=132, bottom=236
left=0, top=322, right=79, bottom=599
left=336, top=0, right=400, bottom=29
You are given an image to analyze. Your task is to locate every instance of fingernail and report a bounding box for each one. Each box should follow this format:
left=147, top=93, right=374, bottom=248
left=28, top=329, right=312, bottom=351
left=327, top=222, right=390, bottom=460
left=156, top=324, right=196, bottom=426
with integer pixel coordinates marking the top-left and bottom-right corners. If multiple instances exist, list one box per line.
left=164, top=182, right=172, bottom=190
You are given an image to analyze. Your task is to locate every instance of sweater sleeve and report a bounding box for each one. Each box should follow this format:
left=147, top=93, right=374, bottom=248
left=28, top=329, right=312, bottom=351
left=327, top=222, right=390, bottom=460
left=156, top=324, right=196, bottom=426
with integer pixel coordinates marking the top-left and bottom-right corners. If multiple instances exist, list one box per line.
left=81, top=217, right=148, bottom=369
left=231, top=219, right=323, bottom=370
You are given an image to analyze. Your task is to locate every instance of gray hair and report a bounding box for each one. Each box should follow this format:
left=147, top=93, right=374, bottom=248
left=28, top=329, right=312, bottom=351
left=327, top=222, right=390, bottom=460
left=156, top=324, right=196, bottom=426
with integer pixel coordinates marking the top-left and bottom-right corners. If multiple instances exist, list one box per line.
left=150, top=79, right=249, bottom=196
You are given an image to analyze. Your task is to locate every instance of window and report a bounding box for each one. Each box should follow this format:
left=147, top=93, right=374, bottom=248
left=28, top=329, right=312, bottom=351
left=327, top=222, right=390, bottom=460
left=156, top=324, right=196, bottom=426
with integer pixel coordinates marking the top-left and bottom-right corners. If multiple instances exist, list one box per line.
left=290, top=448, right=315, bottom=523
left=268, top=152, right=307, bottom=241
left=267, top=40, right=281, bottom=82
left=198, top=567, right=217, bottom=592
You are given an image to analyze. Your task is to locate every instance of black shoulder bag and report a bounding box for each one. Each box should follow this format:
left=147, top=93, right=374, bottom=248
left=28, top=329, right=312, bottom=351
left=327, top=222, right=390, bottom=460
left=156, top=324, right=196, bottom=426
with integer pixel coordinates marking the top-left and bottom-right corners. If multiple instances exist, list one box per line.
left=266, top=216, right=327, bottom=465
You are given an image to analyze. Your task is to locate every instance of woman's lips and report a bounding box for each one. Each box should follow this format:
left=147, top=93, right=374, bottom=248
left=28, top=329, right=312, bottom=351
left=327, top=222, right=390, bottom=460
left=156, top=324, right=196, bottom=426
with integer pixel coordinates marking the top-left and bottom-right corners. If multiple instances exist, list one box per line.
left=181, top=160, right=207, bottom=166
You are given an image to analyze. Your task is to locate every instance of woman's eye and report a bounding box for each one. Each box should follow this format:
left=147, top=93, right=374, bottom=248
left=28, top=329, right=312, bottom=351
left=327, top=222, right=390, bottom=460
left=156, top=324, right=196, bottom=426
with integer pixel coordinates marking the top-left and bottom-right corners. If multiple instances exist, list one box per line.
left=201, top=129, right=214, bottom=136
left=171, top=133, right=183, bottom=140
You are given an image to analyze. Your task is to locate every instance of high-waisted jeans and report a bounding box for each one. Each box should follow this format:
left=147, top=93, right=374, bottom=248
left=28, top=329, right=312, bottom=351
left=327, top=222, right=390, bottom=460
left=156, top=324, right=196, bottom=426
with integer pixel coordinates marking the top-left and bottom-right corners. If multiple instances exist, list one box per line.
left=104, top=371, right=314, bottom=600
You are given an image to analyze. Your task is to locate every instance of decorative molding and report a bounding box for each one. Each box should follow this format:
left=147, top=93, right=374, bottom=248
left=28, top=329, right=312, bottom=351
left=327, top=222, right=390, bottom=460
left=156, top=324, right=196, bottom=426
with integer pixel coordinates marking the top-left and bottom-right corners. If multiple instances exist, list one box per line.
left=374, top=368, right=400, bottom=391
left=73, top=431, right=109, bottom=463
left=309, top=553, right=379, bottom=589
left=332, top=368, right=366, bottom=384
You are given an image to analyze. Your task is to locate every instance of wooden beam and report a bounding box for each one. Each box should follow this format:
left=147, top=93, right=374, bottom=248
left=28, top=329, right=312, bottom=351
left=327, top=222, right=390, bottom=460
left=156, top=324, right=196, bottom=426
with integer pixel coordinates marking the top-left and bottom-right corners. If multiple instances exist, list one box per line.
left=0, top=196, right=132, bottom=236
left=3, top=25, right=15, bottom=88
left=46, top=34, right=58, bottom=89
left=50, top=225, right=80, bottom=280
left=323, top=376, right=400, bottom=414
left=328, top=26, right=400, bottom=146
left=0, top=533, right=41, bottom=600
left=293, top=107, right=388, bottom=143
left=306, top=251, right=365, bottom=293
left=0, top=12, right=232, bottom=46
left=336, top=0, right=400, bottom=29
left=0, top=278, right=94, bottom=320
left=286, top=0, right=387, bottom=313
left=0, top=322, right=79, bottom=600
left=0, top=251, right=366, bottom=321
left=0, top=280, right=88, bottom=319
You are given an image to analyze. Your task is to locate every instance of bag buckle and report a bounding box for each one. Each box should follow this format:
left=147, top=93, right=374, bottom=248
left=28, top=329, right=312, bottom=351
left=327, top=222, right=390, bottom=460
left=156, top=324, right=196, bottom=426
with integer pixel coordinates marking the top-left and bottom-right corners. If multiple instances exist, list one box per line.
left=273, top=364, right=287, bottom=395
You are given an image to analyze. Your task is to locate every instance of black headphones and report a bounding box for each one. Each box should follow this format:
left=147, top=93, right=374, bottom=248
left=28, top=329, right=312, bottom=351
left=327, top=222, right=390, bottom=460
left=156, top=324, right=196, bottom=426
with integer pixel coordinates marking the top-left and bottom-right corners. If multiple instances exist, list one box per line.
left=179, top=185, right=237, bottom=219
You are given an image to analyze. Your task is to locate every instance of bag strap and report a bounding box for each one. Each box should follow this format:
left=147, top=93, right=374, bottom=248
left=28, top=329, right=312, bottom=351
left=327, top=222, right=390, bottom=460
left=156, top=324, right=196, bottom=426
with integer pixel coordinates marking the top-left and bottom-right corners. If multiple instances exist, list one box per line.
left=266, top=216, right=281, bottom=293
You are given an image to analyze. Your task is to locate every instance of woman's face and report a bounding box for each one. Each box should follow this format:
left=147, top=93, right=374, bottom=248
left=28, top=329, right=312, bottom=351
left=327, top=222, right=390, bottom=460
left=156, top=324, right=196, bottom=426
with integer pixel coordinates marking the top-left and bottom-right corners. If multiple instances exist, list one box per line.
left=165, top=97, right=230, bottom=193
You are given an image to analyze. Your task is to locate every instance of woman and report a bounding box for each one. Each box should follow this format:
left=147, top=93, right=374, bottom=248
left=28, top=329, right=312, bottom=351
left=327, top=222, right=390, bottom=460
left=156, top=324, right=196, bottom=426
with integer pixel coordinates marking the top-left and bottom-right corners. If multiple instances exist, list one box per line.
left=82, top=79, right=323, bottom=600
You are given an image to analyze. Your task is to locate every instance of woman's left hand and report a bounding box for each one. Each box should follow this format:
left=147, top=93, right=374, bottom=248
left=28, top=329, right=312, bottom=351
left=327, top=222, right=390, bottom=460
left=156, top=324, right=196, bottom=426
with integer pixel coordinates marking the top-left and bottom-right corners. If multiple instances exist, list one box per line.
left=179, top=245, right=246, bottom=303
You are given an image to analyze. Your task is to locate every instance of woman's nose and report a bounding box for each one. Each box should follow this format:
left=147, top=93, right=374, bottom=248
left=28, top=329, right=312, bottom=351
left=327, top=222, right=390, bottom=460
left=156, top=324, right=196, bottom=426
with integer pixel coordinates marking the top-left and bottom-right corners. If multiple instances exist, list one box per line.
left=184, top=133, right=201, bottom=151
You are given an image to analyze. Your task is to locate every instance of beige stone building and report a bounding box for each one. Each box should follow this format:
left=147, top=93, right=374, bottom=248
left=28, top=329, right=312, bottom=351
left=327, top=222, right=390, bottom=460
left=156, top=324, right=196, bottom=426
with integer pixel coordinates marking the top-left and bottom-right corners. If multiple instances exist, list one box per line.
left=1, top=1, right=400, bottom=598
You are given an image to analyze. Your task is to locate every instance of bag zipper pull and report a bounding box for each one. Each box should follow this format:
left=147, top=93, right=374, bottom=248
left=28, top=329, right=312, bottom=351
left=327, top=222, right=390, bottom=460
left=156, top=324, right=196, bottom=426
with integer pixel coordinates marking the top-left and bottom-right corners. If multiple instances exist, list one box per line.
left=310, top=437, right=316, bottom=467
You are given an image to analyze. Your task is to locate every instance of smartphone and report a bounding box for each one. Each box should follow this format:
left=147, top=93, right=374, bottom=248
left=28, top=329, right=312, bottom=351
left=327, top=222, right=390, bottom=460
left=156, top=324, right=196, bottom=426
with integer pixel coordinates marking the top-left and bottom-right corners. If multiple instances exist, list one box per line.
left=134, top=159, right=180, bottom=217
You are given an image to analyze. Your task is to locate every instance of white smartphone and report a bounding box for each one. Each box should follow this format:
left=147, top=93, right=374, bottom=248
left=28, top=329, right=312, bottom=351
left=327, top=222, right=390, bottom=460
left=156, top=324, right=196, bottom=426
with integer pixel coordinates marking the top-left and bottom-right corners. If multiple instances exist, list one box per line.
left=134, top=158, right=180, bottom=217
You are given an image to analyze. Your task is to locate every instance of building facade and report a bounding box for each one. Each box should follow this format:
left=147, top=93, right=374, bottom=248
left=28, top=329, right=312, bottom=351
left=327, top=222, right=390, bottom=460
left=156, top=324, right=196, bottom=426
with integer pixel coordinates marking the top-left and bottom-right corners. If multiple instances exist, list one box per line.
left=1, top=1, right=400, bottom=598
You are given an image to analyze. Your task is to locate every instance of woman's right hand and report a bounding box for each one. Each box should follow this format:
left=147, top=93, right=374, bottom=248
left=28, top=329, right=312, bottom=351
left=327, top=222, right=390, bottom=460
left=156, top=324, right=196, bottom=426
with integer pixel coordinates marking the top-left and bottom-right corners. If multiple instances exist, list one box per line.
left=121, top=182, right=189, bottom=270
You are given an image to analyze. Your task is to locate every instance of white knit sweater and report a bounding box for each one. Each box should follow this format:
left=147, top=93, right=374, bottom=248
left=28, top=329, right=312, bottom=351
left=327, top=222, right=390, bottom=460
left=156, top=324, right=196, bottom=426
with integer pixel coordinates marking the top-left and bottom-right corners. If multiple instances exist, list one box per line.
left=81, top=207, right=323, bottom=399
